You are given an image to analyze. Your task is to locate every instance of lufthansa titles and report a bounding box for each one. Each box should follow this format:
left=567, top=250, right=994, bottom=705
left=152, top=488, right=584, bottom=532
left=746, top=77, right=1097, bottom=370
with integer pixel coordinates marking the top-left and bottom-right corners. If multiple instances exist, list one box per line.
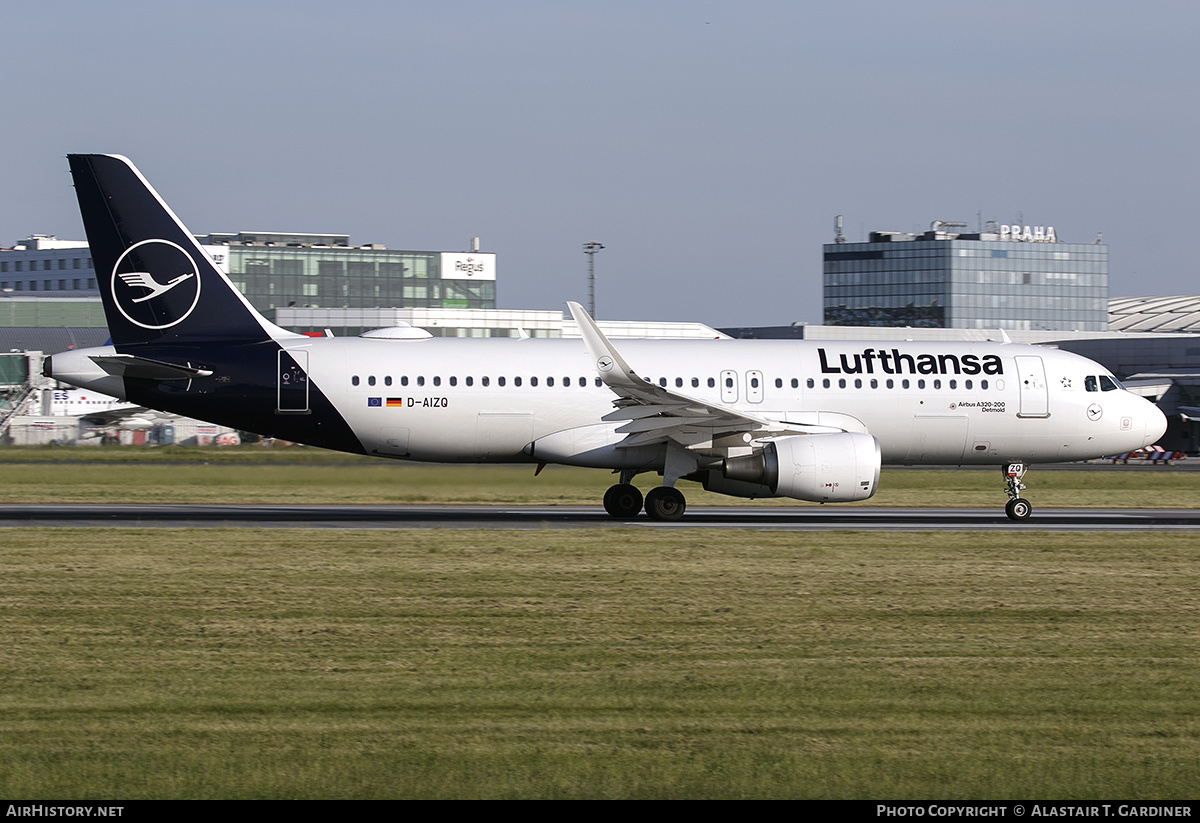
left=819, top=348, right=1004, bottom=377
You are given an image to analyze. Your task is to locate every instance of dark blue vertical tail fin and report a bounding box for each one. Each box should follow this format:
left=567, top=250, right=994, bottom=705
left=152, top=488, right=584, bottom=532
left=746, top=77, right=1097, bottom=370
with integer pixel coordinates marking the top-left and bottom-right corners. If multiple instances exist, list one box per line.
left=67, top=154, right=297, bottom=349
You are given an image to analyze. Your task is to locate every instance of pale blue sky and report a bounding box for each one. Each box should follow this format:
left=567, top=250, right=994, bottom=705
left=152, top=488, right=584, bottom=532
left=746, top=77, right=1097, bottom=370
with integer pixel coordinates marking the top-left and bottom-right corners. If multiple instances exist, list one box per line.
left=2, top=0, right=1197, bottom=327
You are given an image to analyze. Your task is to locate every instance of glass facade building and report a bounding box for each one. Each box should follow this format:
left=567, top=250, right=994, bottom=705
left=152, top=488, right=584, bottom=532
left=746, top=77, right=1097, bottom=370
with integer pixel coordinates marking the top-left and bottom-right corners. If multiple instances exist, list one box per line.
left=823, top=227, right=1108, bottom=331
left=203, top=233, right=496, bottom=313
left=2, top=233, right=496, bottom=315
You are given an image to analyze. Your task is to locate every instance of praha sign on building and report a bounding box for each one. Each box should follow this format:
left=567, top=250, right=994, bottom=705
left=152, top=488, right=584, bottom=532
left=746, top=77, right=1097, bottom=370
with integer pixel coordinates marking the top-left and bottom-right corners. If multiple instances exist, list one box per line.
left=999, top=225, right=1057, bottom=243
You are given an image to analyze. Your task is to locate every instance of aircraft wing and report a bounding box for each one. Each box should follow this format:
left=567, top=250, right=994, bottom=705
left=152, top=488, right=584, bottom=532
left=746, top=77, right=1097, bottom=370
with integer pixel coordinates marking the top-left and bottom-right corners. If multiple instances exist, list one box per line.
left=567, top=302, right=860, bottom=450
left=77, top=407, right=152, bottom=426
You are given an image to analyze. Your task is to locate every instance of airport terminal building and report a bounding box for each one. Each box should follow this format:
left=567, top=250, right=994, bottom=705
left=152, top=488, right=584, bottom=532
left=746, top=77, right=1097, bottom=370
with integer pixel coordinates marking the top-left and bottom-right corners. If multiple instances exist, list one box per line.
left=195, top=232, right=496, bottom=313
left=1, top=231, right=496, bottom=315
left=823, top=222, right=1108, bottom=331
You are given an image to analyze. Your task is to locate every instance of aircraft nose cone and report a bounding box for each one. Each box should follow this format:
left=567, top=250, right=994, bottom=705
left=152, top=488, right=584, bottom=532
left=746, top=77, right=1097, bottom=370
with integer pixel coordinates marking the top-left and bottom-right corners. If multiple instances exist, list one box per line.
left=1144, top=401, right=1168, bottom=446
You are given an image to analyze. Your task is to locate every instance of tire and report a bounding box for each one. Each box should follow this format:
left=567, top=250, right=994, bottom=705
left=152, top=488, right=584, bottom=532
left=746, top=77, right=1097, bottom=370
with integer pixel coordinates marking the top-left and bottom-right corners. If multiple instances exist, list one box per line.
left=644, top=487, right=686, bottom=522
left=1005, top=498, right=1032, bottom=521
left=603, top=484, right=643, bottom=518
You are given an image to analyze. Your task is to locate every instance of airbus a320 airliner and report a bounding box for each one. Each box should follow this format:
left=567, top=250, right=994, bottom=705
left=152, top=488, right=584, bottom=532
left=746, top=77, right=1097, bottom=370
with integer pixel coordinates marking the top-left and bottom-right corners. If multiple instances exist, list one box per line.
left=45, top=155, right=1167, bottom=521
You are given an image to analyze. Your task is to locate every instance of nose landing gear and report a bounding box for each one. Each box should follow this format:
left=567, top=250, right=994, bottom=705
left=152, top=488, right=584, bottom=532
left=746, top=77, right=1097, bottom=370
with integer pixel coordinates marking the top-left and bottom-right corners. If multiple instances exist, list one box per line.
left=1003, top=462, right=1032, bottom=521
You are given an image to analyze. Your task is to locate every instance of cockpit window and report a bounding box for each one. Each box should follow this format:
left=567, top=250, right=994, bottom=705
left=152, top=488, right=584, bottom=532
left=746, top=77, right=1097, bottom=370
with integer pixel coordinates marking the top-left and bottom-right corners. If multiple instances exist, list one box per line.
left=1085, top=375, right=1098, bottom=392
left=1099, top=375, right=1121, bottom=392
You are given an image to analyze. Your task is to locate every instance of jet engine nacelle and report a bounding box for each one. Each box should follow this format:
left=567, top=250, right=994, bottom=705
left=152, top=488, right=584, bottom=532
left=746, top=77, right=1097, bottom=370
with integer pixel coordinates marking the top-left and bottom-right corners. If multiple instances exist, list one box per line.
left=707, top=432, right=881, bottom=503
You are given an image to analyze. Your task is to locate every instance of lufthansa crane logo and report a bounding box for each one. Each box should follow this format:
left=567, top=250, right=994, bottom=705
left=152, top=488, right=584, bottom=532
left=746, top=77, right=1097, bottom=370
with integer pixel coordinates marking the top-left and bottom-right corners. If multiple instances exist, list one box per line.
left=111, top=239, right=202, bottom=330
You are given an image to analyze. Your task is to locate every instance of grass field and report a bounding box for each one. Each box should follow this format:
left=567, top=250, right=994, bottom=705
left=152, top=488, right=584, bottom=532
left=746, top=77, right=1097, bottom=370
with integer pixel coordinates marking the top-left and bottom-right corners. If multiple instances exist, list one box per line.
left=1, top=527, right=1198, bottom=799
left=0, top=445, right=1197, bottom=508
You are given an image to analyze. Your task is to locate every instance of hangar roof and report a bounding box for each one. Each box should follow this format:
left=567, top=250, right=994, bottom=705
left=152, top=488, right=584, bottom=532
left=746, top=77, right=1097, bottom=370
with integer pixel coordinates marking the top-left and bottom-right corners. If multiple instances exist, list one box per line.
left=1110, top=296, right=1200, bottom=333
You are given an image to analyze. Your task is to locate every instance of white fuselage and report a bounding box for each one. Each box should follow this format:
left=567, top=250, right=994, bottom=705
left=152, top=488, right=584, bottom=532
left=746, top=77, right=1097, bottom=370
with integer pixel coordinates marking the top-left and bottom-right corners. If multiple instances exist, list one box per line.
left=272, top=336, right=1164, bottom=466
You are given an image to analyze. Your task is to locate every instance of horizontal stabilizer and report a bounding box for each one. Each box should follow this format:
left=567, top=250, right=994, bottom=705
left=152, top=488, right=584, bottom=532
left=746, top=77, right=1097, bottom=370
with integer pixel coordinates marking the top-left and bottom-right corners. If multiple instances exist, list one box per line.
left=90, top=353, right=213, bottom=381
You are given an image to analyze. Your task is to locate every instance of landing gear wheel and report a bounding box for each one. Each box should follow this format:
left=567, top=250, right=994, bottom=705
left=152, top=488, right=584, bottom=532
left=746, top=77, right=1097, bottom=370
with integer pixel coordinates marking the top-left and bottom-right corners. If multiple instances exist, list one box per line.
left=644, top=487, right=686, bottom=522
left=1005, top=498, right=1032, bottom=521
left=1002, top=462, right=1032, bottom=521
left=603, top=484, right=644, bottom=518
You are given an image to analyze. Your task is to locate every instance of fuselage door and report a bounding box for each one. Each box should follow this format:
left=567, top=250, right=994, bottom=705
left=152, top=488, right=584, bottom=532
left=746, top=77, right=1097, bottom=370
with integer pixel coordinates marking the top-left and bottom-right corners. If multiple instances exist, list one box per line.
left=721, top=370, right=738, bottom=403
left=746, top=370, right=763, bottom=404
left=1014, top=355, right=1050, bottom=418
left=278, top=349, right=310, bottom=414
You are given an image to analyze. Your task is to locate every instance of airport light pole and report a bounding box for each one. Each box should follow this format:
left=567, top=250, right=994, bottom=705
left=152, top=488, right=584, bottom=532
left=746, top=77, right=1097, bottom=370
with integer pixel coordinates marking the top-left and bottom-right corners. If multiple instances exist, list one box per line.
left=583, top=242, right=604, bottom=318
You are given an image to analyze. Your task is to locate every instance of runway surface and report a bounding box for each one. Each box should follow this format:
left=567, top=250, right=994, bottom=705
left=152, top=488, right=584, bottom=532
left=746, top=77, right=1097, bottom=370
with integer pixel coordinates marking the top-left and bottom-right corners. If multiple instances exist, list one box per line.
left=4, top=503, right=1200, bottom=531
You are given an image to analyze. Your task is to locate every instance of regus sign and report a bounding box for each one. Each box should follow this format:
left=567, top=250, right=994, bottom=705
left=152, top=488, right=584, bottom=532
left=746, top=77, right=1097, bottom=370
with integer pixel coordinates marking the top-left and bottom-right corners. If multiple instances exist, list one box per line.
left=440, top=252, right=496, bottom=281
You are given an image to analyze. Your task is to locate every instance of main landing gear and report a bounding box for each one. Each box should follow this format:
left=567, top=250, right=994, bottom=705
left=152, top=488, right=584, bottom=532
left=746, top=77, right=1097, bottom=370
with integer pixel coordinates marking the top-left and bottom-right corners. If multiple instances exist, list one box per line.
left=602, top=473, right=687, bottom=522
left=644, top=487, right=686, bottom=521
left=602, top=483, right=643, bottom=518
left=1003, top=462, right=1032, bottom=521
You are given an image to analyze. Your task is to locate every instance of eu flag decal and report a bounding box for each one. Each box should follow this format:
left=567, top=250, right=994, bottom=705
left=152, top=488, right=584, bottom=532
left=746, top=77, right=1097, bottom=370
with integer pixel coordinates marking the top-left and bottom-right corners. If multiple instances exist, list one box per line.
left=367, top=397, right=382, bottom=407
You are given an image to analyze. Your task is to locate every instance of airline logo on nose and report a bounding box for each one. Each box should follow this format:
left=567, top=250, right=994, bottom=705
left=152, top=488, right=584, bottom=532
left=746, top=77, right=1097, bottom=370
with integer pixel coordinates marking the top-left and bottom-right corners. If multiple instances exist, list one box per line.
left=111, top=239, right=203, bottom=330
